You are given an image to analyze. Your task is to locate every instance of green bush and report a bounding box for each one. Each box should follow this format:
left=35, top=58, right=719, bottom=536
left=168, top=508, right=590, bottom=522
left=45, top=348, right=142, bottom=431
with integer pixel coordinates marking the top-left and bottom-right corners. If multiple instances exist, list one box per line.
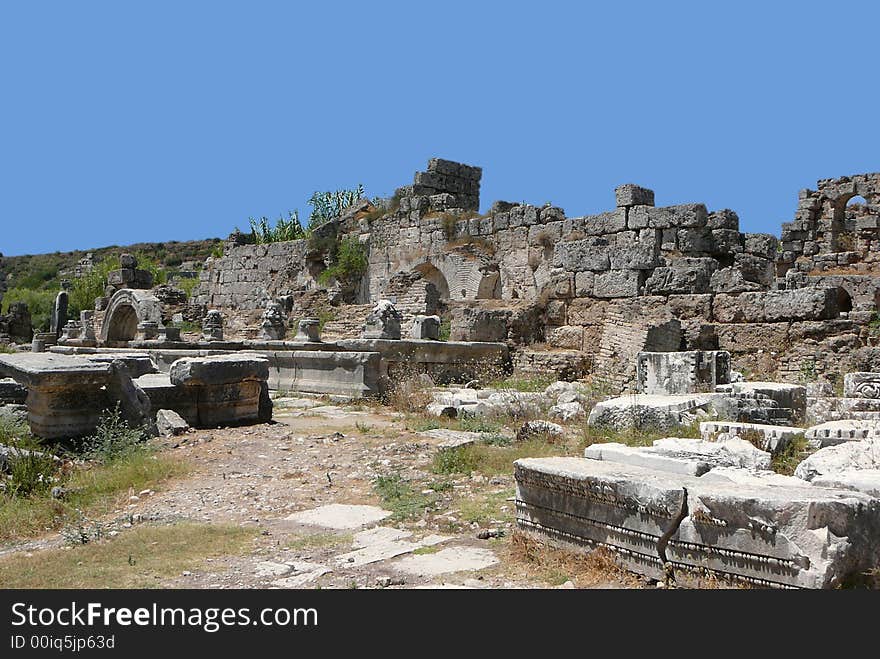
left=317, top=237, right=368, bottom=286
left=6, top=443, right=58, bottom=497
left=1, top=287, right=56, bottom=331
left=68, top=254, right=165, bottom=318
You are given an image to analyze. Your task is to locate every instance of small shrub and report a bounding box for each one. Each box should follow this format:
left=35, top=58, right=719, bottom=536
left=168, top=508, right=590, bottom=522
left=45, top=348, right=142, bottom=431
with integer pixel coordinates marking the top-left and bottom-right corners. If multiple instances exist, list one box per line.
left=771, top=436, right=812, bottom=476
left=438, top=317, right=451, bottom=342
left=440, top=213, right=457, bottom=239
left=386, top=373, right=433, bottom=413
left=372, top=473, right=438, bottom=520
left=249, top=211, right=306, bottom=244
left=432, top=445, right=481, bottom=475
left=5, top=442, right=58, bottom=497
left=81, top=406, right=147, bottom=463
left=308, top=185, right=365, bottom=229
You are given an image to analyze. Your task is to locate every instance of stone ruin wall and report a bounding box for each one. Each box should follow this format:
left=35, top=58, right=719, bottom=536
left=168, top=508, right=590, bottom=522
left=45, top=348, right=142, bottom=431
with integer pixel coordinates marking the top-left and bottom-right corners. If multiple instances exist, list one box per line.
left=193, top=159, right=880, bottom=391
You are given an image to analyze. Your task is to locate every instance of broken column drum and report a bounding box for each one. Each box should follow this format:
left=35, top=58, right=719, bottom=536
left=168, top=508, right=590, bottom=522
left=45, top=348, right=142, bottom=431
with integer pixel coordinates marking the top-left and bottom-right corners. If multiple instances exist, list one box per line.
left=201, top=310, right=224, bottom=342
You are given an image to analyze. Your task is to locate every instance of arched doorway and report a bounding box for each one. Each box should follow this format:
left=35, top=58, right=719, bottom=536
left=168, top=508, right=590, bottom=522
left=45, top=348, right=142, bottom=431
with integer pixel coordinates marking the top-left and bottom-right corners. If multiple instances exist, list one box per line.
left=100, top=289, right=163, bottom=346
left=415, top=262, right=450, bottom=301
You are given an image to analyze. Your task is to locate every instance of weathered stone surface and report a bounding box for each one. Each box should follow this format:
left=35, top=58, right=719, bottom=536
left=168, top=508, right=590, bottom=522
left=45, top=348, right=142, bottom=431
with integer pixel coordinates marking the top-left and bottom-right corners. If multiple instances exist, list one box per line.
left=294, top=318, right=321, bottom=342
left=795, top=438, right=880, bottom=482
left=700, top=421, right=803, bottom=453
left=644, top=258, right=717, bottom=295
left=515, top=456, right=880, bottom=588
left=812, top=470, right=880, bottom=497
left=285, top=504, right=391, bottom=530
left=584, top=436, right=770, bottom=476
left=844, top=372, right=880, bottom=399
left=106, top=360, right=153, bottom=433
left=593, top=270, right=642, bottom=298
left=258, top=300, right=286, bottom=341
left=201, top=310, right=224, bottom=342
left=615, top=184, right=655, bottom=208
left=264, top=350, right=380, bottom=398
left=637, top=350, right=730, bottom=395
left=0, top=378, right=27, bottom=404
left=362, top=300, right=402, bottom=340
left=516, top=420, right=564, bottom=442
left=155, top=408, right=189, bottom=436
left=549, top=401, right=585, bottom=422
left=555, top=237, right=610, bottom=272
left=170, top=354, right=270, bottom=387
left=587, top=394, right=712, bottom=431
left=410, top=315, right=441, bottom=340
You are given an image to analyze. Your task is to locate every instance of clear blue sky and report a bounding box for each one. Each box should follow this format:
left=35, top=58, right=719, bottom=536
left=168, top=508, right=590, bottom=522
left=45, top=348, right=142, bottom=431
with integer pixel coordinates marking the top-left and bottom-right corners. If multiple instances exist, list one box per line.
left=2, top=1, right=878, bottom=256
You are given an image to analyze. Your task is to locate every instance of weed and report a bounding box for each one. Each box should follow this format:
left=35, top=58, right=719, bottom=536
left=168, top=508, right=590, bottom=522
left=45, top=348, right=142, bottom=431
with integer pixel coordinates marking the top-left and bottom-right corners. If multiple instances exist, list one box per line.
left=488, top=375, right=554, bottom=392
left=317, top=237, right=368, bottom=286
left=80, top=405, right=147, bottom=464
left=771, top=436, right=812, bottom=476
left=372, top=473, right=440, bottom=521
left=355, top=422, right=373, bottom=434
left=5, top=442, right=59, bottom=498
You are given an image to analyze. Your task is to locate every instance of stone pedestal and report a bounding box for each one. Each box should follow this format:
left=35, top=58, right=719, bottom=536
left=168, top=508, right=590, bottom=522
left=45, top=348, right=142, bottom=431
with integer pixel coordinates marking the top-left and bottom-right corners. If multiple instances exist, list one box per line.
left=410, top=315, right=441, bottom=340
left=294, top=318, right=321, bottom=342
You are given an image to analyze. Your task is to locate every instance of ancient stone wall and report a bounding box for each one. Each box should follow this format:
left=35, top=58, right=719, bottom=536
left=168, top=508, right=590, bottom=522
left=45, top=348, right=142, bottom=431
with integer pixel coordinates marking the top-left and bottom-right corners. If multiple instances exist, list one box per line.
left=192, top=158, right=880, bottom=389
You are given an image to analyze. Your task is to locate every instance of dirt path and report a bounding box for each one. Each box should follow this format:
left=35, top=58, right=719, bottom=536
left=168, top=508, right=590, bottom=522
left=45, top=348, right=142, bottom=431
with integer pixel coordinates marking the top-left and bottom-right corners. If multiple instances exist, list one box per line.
left=2, top=398, right=637, bottom=589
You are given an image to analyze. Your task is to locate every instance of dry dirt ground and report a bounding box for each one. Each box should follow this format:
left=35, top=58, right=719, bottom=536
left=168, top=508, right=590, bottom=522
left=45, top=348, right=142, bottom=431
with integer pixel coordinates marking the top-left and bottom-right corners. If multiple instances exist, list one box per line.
left=1, top=396, right=648, bottom=589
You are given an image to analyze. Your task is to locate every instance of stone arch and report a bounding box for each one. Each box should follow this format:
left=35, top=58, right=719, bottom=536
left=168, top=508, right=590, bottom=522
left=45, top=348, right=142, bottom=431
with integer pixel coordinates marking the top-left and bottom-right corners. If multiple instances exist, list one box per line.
left=476, top=269, right=502, bottom=299
left=100, top=289, right=163, bottom=345
left=415, top=262, right=450, bottom=300
left=836, top=286, right=853, bottom=313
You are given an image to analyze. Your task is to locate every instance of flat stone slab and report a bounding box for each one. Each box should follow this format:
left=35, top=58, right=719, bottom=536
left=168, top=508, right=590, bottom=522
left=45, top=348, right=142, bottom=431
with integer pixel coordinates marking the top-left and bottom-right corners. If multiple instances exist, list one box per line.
left=584, top=436, right=770, bottom=476
left=419, top=428, right=488, bottom=449
left=393, top=547, right=499, bottom=577
left=805, top=420, right=880, bottom=448
left=270, top=562, right=332, bottom=588
left=0, top=378, right=27, bottom=404
left=285, top=504, right=391, bottom=530
left=813, top=469, right=880, bottom=497
left=700, top=421, right=803, bottom=453
left=515, top=456, right=880, bottom=589
left=0, top=353, right=111, bottom=387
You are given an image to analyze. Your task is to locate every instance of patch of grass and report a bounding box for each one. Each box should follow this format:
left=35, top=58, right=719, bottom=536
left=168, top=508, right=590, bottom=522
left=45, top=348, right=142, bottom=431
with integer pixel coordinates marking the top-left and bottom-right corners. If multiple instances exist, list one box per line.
left=372, top=473, right=440, bottom=521
left=457, top=416, right=504, bottom=434
left=0, top=523, right=256, bottom=588
left=457, top=488, right=515, bottom=525
left=287, top=532, right=351, bottom=552
left=412, top=545, right=438, bottom=555
left=579, top=422, right=701, bottom=449
left=433, top=438, right=574, bottom=477
left=771, top=436, right=812, bottom=476
left=355, top=422, right=373, bottom=434
left=488, top=375, right=554, bottom=392
left=0, top=451, right=189, bottom=543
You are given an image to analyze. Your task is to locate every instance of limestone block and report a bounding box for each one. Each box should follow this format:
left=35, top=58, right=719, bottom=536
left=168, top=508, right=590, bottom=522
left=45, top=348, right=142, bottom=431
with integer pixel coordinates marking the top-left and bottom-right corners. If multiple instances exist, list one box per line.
left=699, top=420, right=803, bottom=453
left=805, top=420, right=880, bottom=448
left=555, top=237, right=610, bottom=272
left=264, top=350, right=381, bottom=398
left=0, top=378, right=27, bottom=404
left=812, top=470, right=880, bottom=497
left=410, top=315, right=441, bottom=340
left=677, top=227, right=715, bottom=253
left=546, top=325, right=583, bottom=350
left=609, top=230, right=661, bottom=270
left=614, top=183, right=654, bottom=208
left=170, top=354, right=270, bottom=387
left=593, top=270, right=642, bottom=298
left=629, top=203, right=708, bottom=230
left=715, top=323, right=789, bottom=352
left=584, top=436, right=770, bottom=476
left=706, top=209, right=740, bottom=230
left=573, top=271, right=594, bottom=297
left=515, top=456, right=880, bottom=588
left=587, top=394, right=713, bottom=431
left=581, top=209, right=626, bottom=236
left=362, top=300, right=403, bottom=340
left=643, top=258, right=717, bottom=295
left=294, top=318, right=322, bottom=342
left=666, top=294, right=713, bottom=320
left=156, top=408, right=189, bottom=437
left=709, top=267, right=765, bottom=294
left=743, top=233, right=779, bottom=259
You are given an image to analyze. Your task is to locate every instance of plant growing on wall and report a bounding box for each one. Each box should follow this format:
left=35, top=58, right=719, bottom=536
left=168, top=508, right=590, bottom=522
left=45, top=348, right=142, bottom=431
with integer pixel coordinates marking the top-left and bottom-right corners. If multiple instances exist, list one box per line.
left=249, top=211, right=305, bottom=244
left=317, top=237, right=368, bottom=286
left=308, top=185, right=365, bottom=229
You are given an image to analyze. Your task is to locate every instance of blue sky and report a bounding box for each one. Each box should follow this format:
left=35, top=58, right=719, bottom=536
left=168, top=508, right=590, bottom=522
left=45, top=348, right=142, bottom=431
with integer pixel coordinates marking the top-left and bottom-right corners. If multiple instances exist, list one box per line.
left=1, top=1, right=878, bottom=256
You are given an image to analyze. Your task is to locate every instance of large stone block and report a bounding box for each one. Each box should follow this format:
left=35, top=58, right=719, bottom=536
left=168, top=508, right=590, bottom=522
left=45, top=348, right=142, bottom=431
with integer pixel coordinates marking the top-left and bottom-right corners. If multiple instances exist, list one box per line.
left=715, top=323, right=789, bottom=352
left=609, top=230, right=661, bottom=270
left=581, top=209, right=627, bottom=236
left=593, top=270, right=642, bottom=298
left=615, top=184, right=655, bottom=208
left=515, top=456, right=880, bottom=588
left=170, top=355, right=269, bottom=387
left=555, top=237, right=611, bottom=272
left=643, top=258, right=717, bottom=295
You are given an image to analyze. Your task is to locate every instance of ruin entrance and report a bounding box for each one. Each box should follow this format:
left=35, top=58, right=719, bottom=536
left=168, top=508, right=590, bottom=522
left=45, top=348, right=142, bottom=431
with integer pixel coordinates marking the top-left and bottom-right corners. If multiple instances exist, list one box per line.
left=415, top=263, right=450, bottom=301
left=106, top=304, right=139, bottom=342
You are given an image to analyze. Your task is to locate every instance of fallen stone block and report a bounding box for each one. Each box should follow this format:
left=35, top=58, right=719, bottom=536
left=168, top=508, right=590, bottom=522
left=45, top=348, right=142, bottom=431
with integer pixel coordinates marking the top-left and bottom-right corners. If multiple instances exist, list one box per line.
left=265, top=350, right=381, bottom=398
left=794, top=438, right=880, bottom=482
left=0, top=378, right=27, bottom=404
left=156, top=409, right=189, bottom=437
left=587, top=394, right=712, bottom=431
left=699, top=421, right=803, bottom=453
left=718, top=381, right=807, bottom=421
left=515, top=456, right=880, bottom=588
left=637, top=350, right=730, bottom=395
left=549, top=401, right=586, bottom=422
left=516, top=420, right=564, bottom=442
left=805, top=420, right=880, bottom=448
